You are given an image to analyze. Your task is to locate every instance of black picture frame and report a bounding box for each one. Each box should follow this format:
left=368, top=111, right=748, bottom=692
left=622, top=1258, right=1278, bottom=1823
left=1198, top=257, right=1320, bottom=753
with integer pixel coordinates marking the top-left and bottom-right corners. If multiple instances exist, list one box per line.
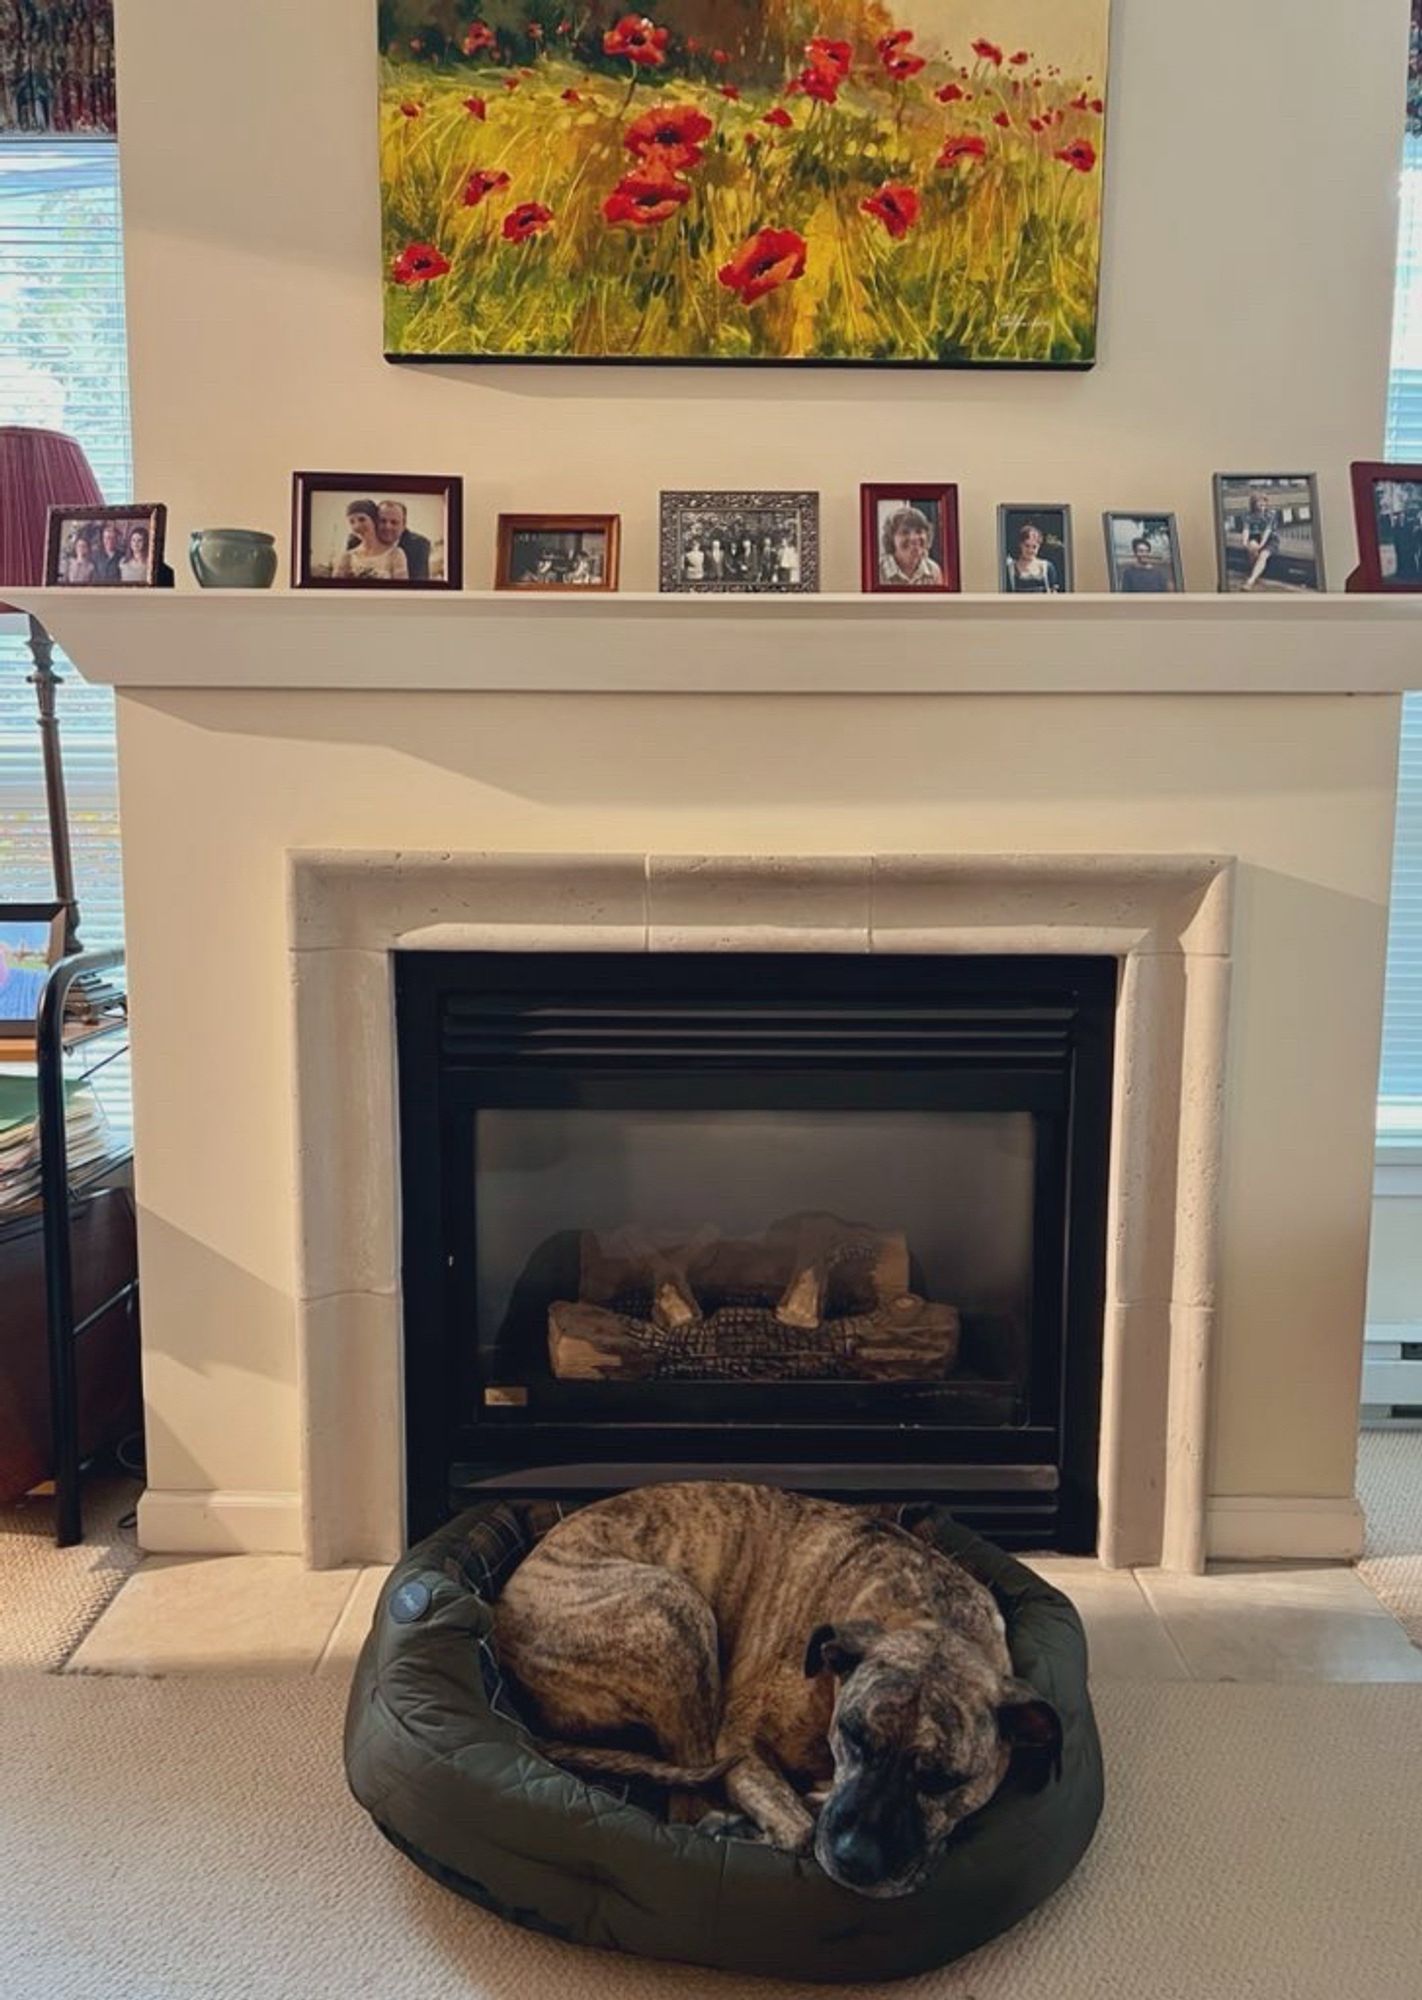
left=291, top=472, right=463, bottom=589
left=1213, top=474, right=1325, bottom=594
left=998, top=505, right=1075, bottom=594
left=0, top=901, right=65, bottom=1033
left=1102, top=512, right=1184, bottom=594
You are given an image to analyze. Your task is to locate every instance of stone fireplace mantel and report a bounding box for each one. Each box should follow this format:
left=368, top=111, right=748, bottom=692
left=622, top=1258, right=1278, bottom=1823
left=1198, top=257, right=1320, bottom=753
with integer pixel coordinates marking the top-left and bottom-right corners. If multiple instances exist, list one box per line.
left=33, top=592, right=1403, bottom=1577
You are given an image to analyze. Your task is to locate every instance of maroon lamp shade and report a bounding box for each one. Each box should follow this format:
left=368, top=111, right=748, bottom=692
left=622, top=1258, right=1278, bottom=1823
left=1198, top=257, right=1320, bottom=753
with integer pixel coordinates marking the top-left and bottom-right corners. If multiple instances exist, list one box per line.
left=0, top=424, right=104, bottom=608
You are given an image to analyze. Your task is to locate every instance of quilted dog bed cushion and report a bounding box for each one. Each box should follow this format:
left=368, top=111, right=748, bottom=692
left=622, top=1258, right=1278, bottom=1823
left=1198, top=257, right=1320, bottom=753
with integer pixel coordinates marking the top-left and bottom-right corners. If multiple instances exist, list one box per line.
left=344, top=1500, right=1104, bottom=1984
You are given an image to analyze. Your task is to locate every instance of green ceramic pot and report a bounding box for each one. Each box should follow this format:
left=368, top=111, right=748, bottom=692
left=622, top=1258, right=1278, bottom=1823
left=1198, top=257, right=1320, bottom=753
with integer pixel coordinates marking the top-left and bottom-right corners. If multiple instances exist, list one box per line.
left=189, top=528, right=278, bottom=589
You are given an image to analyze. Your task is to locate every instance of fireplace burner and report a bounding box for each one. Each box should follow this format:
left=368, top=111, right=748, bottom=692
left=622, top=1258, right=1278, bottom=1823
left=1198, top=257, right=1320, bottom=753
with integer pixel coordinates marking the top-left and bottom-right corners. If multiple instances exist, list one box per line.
left=396, top=953, right=1115, bottom=1551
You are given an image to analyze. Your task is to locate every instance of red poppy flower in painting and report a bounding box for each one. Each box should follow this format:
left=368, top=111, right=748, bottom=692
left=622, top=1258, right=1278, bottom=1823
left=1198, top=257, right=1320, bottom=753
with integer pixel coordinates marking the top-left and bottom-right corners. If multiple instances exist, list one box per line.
left=1029, top=117, right=1044, bottom=131
left=601, top=167, right=692, bottom=228
left=860, top=183, right=920, bottom=241
left=971, top=38, right=1003, bottom=65
left=561, top=88, right=581, bottom=102
left=624, top=102, right=713, bottom=170
left=1090, top=97, right=1104, bottom=114
left=992, top=111, right=1009, bottom=127
left=502, top=201, right=553, bottom=242
left=935, top=133, right=987, bottom=168
left=1070, top=92, right=1089, bottom=110
left=391, top=242, right=450, bottom=284
left=399, top=102, right=421, bottom=118
left=717, top=226, right=807, bottom=305
left=795, top=64, right=841, bottom=103
left=883, top=51, right=926, bottom=81
left=503, top=77, right=520, bottom=90
left=603, top=15, right=670, bottom=66
left=1055, top=138, right=1097, bottom=172
left=529, top=22, right=543, bottom=39
left=718, top=84, right=740, bottom=100
left=1009, top=50, right=1030, bottom=65
left=711, top=49, right=729, bottom=65
left=762, top=105, right=793, bottom=129
left=462, top=22, right=497, bottom=56
left=935, top=82, right=965, bottom=103
left=463, top=95, right=487, bottom=119
left=877, top=29, right=913, bottom=58
left=463, top=167, right=511, bottom=207
left=806, top=37, right=852, bottom=80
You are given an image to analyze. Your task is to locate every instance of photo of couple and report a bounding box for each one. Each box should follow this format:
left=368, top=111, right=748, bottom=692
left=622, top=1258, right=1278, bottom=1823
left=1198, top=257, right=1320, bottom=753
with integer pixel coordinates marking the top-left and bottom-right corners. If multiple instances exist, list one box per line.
left=313, top=495, right=442, bottom=582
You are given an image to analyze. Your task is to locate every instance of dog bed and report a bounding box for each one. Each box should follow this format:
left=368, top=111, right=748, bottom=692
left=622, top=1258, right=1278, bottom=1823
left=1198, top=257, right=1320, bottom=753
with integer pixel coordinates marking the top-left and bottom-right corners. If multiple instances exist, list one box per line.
left=344, top=1500, right=1104, bottom=1984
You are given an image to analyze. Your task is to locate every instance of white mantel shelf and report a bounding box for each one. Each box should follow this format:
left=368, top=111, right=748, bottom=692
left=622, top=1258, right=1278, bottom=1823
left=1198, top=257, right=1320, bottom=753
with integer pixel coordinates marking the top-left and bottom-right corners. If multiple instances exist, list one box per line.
left=11, top=587, right=1422, bottom=696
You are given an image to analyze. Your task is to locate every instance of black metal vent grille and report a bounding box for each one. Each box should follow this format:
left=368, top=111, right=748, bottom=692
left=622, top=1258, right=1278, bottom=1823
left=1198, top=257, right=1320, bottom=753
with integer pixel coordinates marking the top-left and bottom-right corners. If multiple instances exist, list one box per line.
left=440, top=998, right=1079, bottom=1069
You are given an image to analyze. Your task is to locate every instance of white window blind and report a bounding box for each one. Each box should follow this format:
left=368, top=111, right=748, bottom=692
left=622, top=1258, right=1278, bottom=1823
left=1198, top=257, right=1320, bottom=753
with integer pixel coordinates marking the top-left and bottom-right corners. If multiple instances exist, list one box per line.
left=0, top=137, right=130, bottom=949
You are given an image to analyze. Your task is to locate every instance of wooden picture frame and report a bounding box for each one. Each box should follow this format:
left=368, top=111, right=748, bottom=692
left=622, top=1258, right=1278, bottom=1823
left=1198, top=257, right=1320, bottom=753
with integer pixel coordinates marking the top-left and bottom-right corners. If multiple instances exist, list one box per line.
left=1350, top=462, right=1422, bottom=592
left=291, top=471, right=463, bottom=589
left=495, top=514, right=620, bottom=592
left=0, top=901, right=66, bottom=1032
left=861, top=485, right=961, bottom=593
left=44, top=503, right=167, bottom=587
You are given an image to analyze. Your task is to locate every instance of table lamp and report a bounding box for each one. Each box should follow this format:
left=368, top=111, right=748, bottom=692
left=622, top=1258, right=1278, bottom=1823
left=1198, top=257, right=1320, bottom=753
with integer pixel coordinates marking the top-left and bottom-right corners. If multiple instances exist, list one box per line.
left=0, top=425, right=105, bottom=956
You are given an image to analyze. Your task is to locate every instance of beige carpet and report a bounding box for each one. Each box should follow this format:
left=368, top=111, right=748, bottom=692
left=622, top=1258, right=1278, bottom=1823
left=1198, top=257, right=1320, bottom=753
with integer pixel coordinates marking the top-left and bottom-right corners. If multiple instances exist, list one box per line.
left=0, top=1476, right=141, bottom=1670
left=1357, top=1430, right=1422, bottom=1647
left=3, top=1672, right=1420, bottom=1999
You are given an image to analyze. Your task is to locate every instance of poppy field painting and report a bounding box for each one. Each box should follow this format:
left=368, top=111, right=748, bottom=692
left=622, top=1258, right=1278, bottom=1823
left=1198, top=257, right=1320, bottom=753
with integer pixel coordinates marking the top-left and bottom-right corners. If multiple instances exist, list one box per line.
left=378, top=2, right=1110, bottom=365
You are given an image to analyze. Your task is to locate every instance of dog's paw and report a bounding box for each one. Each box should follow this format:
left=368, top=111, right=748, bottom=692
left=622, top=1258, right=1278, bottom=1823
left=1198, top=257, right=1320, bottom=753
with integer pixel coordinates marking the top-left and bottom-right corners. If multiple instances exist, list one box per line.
left=696, top=1811, right=763, bottom=1844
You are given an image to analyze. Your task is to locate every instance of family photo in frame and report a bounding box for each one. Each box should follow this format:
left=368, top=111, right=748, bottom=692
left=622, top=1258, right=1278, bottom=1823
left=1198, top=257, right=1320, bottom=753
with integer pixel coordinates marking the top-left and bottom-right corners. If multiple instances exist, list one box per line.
left=660, top=491, right=819, bottom=593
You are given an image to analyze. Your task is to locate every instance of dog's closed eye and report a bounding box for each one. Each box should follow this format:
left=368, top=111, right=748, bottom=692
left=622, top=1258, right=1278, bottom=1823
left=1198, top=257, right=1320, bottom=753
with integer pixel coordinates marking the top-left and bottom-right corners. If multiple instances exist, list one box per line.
left=916, top=1769, right=966, bottom=1797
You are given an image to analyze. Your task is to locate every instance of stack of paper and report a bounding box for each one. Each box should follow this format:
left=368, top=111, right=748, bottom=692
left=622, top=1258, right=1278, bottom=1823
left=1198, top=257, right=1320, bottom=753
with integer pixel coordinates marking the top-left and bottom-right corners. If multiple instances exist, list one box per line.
left=0, top=1072, right=113, bottom=1215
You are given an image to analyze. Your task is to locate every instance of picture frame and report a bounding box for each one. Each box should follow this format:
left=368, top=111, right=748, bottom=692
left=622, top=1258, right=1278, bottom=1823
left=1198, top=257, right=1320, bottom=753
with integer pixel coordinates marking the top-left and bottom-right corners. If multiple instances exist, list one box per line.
left=1349, top=463, right=1422, bottom=591
left=495, top=514, right=620, bottom=592
left=1213, top=475, right=1325, bottom=594
left=44, top=503, right=166, bottom=587
left=998, top=505, right=1075, bottom=595
left=1102, top=512, right=1184, bottom=594
left=861, top=485, right=960, bottom=594
left=0, top=902, right=65, bottom=1033
left=290, top=472, right=462, bottom=589
left=659, top=491, right=819, bottom=593
left=377, top=3, right=1112, bottom=369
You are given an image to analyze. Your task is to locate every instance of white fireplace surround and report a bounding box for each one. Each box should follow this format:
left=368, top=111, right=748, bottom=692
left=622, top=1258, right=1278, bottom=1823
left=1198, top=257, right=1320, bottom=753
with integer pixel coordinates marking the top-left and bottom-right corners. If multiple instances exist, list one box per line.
left=288, top=849, right=1232, bottom=1575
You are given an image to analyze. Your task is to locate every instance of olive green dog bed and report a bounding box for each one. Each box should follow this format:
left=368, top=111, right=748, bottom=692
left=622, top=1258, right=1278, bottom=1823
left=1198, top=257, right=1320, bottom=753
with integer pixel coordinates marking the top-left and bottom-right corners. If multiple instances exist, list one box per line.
left=344, top=1501, right=1103, bottom=1984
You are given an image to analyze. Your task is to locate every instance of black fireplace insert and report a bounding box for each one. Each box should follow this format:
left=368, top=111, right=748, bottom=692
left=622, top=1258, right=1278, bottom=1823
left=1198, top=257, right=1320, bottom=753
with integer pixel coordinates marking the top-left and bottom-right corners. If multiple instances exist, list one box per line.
left=396, top=953, right=1115, bottom=1550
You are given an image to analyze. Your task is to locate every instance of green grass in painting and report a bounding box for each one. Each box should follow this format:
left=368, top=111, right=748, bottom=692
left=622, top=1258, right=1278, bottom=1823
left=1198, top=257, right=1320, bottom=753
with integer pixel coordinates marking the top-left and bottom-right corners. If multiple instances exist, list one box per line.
left=380, top=36, right=1104, bottom=364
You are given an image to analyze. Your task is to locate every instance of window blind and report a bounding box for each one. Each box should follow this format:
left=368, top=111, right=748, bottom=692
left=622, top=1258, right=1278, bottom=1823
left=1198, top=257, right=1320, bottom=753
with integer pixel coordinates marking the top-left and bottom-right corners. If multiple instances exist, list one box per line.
left=0, top=137, right=130, bottom=951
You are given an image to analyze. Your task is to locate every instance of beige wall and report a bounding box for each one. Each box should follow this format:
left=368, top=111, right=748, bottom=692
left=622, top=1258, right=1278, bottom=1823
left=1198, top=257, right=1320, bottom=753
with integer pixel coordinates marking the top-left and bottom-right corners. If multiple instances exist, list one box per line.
left=115, top=690, right=1398, bottom=1535
left=113, top=0, right=1409, bottom=590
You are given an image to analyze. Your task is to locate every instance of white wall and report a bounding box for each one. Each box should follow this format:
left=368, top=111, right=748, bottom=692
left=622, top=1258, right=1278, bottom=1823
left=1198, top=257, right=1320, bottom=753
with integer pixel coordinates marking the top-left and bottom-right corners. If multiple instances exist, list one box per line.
left=114, top=0, right=1410, bottom=590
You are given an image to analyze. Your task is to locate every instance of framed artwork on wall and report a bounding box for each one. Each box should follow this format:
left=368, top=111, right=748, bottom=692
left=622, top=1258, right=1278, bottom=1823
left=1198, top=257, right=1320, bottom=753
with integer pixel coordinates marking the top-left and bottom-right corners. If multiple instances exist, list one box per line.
left=377, top=4, right=1111, bottom=368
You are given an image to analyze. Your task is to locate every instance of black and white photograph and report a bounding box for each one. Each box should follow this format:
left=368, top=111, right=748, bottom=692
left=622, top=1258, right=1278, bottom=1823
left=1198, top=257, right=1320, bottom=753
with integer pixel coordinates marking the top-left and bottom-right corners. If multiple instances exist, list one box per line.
left=44, top=503, right=166, bottom=587
left=1363, top=471, right=1422, bottom=587
left=660, top=490, right=819, bottom=594
left=999, top=506, right=1074, bottom=594
left=1103, top=512, right=1184, bottom=594
left=496, top=514, right=619, bottom=592
left=291, top=472, right=461, bottom=588
left=1214, top=475, right=1325, bottom=593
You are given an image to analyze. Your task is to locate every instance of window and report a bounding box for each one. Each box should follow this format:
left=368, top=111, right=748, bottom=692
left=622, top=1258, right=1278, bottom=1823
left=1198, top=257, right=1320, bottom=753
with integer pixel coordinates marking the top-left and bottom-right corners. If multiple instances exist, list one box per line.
left=0, top=138, right=131, bottom=949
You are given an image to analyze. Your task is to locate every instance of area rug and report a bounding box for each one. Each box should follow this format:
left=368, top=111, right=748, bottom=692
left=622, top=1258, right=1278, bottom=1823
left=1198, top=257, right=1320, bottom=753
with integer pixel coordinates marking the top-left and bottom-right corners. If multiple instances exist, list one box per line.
left=1, top=1669, right=1419, bottom=2000
left=1357, top=1429, right=1422, bottom=1647
left=0, top=1476, right=141, bottom=1670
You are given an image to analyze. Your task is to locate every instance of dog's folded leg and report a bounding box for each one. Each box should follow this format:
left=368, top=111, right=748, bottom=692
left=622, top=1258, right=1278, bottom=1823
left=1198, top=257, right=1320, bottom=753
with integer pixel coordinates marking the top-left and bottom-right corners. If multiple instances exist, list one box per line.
left=719, top=1748, right=816, bottom=1855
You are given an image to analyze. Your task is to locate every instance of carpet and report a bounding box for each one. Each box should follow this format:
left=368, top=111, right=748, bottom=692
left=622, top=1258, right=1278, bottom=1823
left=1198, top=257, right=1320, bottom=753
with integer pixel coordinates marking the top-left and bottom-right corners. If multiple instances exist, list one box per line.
left=1, top=1671, right=1419, bottom=1999
left=0, top=1476, right=141, bottom=1670
left=1357, top=1429, right=1422, bottom=1647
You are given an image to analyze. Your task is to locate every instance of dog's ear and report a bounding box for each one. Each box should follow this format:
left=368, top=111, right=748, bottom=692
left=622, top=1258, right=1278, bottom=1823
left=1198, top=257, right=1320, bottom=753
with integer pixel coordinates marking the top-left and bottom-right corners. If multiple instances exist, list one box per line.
left=804, top=1620, right=881, bottom=1679
left=997, top=1678, right=1063, bottom=1786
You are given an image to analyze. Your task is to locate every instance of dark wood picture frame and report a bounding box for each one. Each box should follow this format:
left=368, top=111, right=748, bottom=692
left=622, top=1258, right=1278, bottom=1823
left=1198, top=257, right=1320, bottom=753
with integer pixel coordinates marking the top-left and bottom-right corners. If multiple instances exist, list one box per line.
left=290, top=471, right=463, bottom=590
left=44, top=503, right=167, bottom=587
left=494, top=514, right=620, bottom=592
left=1350, top=462, right=1422, bottom=592
left=860, top=484, right=961, bottom=594
left=0, top=901, right=66, bottom=1032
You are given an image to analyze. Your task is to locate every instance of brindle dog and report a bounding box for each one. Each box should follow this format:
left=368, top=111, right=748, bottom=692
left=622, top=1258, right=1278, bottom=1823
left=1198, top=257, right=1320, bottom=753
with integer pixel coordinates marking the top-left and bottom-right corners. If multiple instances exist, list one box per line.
left=494, top=1481, right=1061, bottom=1898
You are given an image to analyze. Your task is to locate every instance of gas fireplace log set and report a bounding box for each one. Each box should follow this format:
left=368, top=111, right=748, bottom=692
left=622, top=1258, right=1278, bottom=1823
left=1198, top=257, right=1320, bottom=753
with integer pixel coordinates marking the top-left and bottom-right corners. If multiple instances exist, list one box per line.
left=547, top=1210, right=963, bottom=1383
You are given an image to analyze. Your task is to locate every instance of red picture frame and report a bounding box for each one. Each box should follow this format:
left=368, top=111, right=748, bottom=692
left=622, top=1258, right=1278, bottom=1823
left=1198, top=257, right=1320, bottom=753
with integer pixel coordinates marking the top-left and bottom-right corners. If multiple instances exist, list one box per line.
left=860, top=484, right=960, bottom=594
left=1349, top=461, right=1422, bottom=592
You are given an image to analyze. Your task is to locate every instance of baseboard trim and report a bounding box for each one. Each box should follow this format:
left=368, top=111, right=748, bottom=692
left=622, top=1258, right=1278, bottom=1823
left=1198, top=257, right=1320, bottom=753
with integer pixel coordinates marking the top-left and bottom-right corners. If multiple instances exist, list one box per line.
left=1205, top=1495, right=1365, bottom=1561
left=137, top=1489, right=304, bottom=1556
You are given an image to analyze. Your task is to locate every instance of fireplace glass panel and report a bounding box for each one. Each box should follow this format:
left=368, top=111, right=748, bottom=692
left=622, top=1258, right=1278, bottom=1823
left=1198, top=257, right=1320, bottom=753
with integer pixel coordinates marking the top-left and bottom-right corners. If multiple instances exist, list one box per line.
left=473, top=1107, right=1036, bottom=1415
